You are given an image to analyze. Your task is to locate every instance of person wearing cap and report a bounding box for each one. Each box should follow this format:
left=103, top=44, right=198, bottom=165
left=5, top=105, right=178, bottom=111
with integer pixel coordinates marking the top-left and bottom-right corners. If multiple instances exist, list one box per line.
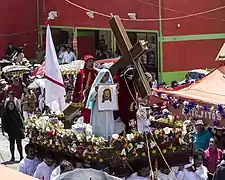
left=72, top=55, right=98, bottom=123
left=193, top=120, right=213, bottom=151
left=214, top=127, right=225, bottom=150
left=212, top=150, right=225, bottom=180
left=204, top=137, right=222, bottom=179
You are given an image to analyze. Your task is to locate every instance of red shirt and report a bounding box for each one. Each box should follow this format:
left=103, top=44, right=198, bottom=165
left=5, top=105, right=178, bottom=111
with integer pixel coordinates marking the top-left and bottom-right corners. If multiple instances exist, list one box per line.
left=72, top=68, right=98, bottom=102
left=204, top=148, right=222, bottom=173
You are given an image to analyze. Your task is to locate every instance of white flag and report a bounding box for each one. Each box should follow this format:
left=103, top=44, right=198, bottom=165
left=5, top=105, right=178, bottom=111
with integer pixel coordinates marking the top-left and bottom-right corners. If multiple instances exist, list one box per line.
left=45, top=25, right=66, bottom=113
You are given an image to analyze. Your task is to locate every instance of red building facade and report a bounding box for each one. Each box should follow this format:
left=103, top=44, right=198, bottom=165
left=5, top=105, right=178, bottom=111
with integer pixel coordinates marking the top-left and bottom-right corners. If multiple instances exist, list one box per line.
left=1, top=0, right=225, bottom=82
left=0, top=0, right=38, bottom=58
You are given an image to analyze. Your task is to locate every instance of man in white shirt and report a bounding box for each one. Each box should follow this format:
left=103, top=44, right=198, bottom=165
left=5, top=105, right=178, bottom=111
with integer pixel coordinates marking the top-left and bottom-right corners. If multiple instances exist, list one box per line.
left=33, top=152, right=56, bottom=180
left=62, top=47, right=76, bottom=64
left=179, top=151, right=208, bottom=180
left=50, top=158, right=73, bottom=180
left=50, top=165, right=60, bottom=180
left=58, top=45, right=66, bottom=64
left=19, top=144, right=41, bottom=176
left=126, top=160, right=150, bottom=180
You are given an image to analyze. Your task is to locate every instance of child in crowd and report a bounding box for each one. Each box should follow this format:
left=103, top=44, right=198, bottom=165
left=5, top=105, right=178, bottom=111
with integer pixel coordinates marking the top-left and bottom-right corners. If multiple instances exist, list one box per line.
left=19, top=144, right=41, bottom=176
left=33, top=152, right=56, bottom=180
left=126, top=160, right=150, bottom=180
left=50, top=160, right=73, bottom=180
left=50, top=155, right=72, bottom=180
left=60, top=160, right=73, bottom=174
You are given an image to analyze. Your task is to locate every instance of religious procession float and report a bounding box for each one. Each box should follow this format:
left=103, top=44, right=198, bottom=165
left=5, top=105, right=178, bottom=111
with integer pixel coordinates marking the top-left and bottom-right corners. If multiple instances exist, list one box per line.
left=24, top=65, right=225, bottom=176
left=24, top=16, right=197, bottom=177
left=26, top=109, right=192, bottom=172
left=7, top=15, right=225, bottom=178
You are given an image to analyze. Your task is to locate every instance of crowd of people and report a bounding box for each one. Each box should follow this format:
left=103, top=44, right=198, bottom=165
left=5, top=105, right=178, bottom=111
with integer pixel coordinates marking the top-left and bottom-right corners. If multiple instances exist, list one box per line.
left=18, top=144, right=79, bottom=180
left=1, top=42, right=225, bottom=180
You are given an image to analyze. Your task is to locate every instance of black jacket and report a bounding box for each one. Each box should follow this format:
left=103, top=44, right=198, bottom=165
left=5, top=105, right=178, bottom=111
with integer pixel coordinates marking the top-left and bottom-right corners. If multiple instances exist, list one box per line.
left=2, top=101, right=24, bottom=139
left=213, top=161, right=225, bottom=180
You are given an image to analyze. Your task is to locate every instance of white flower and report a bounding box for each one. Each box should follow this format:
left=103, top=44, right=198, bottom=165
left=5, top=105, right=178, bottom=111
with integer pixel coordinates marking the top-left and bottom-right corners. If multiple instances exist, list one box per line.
left=128, top=143, right=133, bottom=152
left=126, top=134, right=134, bottom=141
left=183, top=101, right=188, bottom=105
left=137, top=144, right=143, bottom=149
left=150, top=141, right=156, bottom=148
left=168, top=115, right=173, bottom=121
left=163, top=127, right=171, bottom=135
left=121, top=149, right=126, bottom=156
left=55, top=141, right=60, bottom=146
left=179, top=138, right=184, bottom=144
left=112, top=134, right=119, bottom=140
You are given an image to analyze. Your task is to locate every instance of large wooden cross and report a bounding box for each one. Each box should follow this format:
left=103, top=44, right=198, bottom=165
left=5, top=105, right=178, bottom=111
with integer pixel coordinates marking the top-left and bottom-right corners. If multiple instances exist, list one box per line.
left=109, top=15, right=151, bottom=99
left=63, top=16, right=151, bottom=121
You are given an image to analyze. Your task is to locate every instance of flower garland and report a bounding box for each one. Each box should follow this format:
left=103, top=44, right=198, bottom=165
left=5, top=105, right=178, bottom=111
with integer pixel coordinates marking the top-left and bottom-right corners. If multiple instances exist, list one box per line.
left=111, top=128, right=190, bottom=162
left=26, top=117, right=191, bottom=164
left=26, top=117, right=106, bottom=163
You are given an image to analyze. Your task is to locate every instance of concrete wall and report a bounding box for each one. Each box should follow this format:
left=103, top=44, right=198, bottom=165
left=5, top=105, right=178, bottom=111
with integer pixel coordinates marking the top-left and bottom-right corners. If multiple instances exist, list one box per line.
left=161, top=0, right=225, bottom=73
left=1, top=0, right=225, bottom=81
left=0, top=1, right=38, bottom=59
left=39, top=0, right=159, bottom=30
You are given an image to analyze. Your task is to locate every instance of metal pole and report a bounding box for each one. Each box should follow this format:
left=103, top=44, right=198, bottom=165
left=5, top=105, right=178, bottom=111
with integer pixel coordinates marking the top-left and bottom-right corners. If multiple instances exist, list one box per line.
left=158, top=0, right=163, bottom=82
left=37, top=0, right=41, bottom=45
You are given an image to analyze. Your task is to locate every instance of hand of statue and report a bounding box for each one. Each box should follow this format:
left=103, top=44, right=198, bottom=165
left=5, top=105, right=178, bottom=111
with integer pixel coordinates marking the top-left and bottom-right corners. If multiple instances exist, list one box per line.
left=116, top=84, right=119, bottom=90
left=116, top=84, right=119, bottom=94
left=95, top=85, right=99, bottom=92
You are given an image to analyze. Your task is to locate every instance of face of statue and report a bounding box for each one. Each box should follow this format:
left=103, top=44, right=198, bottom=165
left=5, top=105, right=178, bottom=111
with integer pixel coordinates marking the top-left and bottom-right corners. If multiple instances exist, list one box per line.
left=8, top=102, right=15, bottom=110
left=103, top=90, right=111, bottom=101
left=101, top=72, right=109, bottom=83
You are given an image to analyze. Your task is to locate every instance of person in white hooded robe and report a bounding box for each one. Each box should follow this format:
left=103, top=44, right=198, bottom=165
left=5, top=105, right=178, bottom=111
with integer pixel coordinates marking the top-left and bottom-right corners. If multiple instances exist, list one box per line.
left=86, top=69, right=116, bottom=140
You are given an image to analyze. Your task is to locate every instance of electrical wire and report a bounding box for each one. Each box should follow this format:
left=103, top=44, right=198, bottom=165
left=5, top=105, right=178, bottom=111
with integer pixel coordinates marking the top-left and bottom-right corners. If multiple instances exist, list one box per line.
left=3, top=1, right=225, bottom=36
left=134, top=0, right=225, bottom=22
left=65, top=0, right=225, bottom=22
left=0, top=29, right=38, bottom=37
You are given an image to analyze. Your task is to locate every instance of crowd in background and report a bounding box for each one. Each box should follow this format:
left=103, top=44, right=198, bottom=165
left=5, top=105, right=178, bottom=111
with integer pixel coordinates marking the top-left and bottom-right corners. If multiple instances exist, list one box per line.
left=3, top=42, right=225, bottom=180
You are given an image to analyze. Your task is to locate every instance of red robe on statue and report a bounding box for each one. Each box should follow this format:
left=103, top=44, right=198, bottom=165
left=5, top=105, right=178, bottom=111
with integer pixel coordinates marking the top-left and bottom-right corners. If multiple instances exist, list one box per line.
left=114, top=75, right=137, bottom=133
left=73, top=66, right=98, bottom=124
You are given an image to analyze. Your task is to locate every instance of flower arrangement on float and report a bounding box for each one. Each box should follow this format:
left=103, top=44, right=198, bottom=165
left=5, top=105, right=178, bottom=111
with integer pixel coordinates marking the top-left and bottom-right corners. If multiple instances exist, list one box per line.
left=26, top=115, right=191, bottom=164
left=110, top=127, right=190, bottom=162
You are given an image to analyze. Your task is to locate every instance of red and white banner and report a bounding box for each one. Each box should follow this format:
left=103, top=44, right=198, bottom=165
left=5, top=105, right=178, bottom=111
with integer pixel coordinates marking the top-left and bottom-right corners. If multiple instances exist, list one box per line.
left=45, top=25, right=66, bottom=112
